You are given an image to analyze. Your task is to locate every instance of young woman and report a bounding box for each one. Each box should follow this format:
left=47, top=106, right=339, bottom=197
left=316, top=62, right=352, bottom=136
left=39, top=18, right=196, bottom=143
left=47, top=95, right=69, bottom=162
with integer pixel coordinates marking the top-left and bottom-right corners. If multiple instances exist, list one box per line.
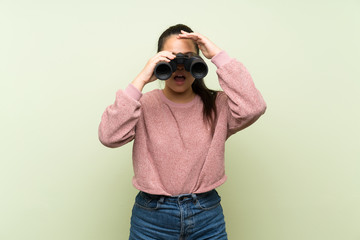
left=98, top=24, right=267, bottom=240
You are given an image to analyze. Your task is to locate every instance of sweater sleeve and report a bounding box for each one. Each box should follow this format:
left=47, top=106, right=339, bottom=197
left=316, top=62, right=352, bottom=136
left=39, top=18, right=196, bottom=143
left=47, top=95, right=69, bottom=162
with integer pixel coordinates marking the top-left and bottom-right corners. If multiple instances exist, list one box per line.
left=212, top=51, right=267, bottom=137
left=98, top=84, right=142, bottom=148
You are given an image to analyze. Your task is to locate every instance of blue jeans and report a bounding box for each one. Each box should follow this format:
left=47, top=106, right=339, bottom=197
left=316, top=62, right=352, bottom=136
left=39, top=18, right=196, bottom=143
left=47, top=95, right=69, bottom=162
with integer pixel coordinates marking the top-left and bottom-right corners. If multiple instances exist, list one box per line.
left=129, top=189, right=227, bottom=240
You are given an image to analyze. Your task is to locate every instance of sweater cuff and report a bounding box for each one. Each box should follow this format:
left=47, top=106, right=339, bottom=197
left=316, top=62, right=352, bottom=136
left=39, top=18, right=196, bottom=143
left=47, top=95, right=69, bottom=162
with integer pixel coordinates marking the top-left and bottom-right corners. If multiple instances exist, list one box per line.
left=125, top=84, right=142, bottom=101
left=211, top=50, right=232, bottom=68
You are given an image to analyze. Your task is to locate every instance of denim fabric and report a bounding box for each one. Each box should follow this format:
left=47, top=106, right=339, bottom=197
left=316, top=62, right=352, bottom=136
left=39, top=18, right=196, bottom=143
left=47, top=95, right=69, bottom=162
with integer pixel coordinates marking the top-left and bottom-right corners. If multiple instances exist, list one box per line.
left=129, top=189, right=227, bottom=240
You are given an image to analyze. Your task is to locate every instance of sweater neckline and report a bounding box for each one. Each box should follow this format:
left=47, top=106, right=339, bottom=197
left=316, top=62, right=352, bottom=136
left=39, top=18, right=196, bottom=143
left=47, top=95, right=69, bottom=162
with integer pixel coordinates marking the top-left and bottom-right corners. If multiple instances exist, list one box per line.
left=158, top=89, right=199, bottom=108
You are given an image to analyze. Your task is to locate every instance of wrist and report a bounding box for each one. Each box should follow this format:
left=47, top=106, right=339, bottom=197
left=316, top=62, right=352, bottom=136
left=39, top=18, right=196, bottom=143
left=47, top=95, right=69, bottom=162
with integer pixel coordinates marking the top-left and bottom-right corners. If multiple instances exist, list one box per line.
left=210, top=48, right=222, bottom=59
left=125, top=84, right=142, bottom=101
left=131, top=76, right=146, bottom=92
left=211, top=50, right=232, bottom=68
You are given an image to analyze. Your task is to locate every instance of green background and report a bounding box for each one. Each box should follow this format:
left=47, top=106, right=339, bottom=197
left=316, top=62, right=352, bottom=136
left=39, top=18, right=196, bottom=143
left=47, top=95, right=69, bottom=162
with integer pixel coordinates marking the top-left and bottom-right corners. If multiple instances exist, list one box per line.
left=1, top=0, right=359, bottom=239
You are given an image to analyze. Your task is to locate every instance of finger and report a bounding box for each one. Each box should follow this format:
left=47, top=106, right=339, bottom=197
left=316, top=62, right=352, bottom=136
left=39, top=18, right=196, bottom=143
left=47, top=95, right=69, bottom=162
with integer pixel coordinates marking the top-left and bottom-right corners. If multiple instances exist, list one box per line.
left=150, top=55, right=169, bottom=65
left=155, top=56, right=173, bottom=63
left=178, top=30, right=200, bottom=40
left=187, top=31, right=205, bottom=39
left=178, top=34, right=199, bottom=41
left=178, top=30, right=191, bottom=36
left=180, top=30, right=202, bottom=37
left=158, top=51, right=176, bottom=59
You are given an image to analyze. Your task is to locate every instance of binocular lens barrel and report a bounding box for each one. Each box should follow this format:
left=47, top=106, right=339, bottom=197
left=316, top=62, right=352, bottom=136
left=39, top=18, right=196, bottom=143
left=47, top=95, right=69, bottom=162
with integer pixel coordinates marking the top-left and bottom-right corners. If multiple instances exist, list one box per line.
left=154, top=54, right=208, bottom=80
left=190, top=60, right=208, bottom=79
left=154, top=63, right=173, bottom=80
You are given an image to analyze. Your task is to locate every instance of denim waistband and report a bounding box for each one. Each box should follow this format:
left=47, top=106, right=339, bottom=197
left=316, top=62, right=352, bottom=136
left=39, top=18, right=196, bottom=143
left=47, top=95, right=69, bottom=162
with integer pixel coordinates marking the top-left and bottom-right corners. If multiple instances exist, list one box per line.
left=141, top=189, right=215, bottom=203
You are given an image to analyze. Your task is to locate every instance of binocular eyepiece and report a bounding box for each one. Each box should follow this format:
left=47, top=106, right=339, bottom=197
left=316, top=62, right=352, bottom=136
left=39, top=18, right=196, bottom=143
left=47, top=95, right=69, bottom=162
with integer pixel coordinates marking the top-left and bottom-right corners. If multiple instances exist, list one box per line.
left=154, top=53, right=208, bottom=80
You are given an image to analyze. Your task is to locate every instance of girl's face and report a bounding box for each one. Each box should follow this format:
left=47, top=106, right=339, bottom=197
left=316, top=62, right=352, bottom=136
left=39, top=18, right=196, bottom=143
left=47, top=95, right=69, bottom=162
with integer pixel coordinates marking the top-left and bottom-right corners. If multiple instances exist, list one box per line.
left=161, top=35, right=197, bottom=97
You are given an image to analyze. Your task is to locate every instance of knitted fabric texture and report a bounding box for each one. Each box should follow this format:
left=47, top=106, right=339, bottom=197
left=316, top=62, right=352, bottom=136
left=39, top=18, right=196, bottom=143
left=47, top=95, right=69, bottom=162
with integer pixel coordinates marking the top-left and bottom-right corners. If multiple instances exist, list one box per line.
left=98, top=51, right=267, bottom=196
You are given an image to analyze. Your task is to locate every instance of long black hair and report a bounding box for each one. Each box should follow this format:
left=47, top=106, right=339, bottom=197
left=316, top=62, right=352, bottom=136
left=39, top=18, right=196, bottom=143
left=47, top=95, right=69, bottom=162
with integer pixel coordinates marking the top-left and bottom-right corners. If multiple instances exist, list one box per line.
left=157, top=24, right=218, bottom=129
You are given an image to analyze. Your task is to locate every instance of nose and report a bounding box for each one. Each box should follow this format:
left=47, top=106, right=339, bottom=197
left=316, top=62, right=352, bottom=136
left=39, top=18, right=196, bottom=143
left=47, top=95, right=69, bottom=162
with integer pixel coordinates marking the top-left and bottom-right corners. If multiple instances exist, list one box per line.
left=177, top=64, right=184, bottom=70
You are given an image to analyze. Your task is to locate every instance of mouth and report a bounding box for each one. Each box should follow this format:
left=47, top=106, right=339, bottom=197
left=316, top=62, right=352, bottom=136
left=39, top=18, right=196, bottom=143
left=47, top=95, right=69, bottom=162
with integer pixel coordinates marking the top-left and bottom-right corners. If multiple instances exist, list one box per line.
left=174, top=74, right=186, bottom=80
left=174, top=74, right=186, bottom=82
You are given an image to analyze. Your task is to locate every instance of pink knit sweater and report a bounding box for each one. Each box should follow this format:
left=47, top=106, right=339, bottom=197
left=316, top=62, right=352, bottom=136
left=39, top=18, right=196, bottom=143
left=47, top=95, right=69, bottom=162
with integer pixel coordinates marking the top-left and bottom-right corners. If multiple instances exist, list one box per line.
left=98, top=51, right=266, bottom=196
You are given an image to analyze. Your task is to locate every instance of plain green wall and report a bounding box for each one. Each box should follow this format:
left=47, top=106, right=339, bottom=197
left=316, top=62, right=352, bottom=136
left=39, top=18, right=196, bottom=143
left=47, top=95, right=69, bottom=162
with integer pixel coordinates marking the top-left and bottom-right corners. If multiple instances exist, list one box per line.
left=1, top=0, right=359, bottom=239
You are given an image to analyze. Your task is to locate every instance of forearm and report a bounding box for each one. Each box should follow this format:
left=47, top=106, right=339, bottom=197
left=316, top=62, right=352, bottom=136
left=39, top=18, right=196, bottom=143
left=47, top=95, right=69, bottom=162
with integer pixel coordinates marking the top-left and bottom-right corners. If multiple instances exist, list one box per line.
left=98, top=85, right=142, bottom=148
left=212, top=51, right=267, bottom=129
left=131, top=74, right=147, bottom=92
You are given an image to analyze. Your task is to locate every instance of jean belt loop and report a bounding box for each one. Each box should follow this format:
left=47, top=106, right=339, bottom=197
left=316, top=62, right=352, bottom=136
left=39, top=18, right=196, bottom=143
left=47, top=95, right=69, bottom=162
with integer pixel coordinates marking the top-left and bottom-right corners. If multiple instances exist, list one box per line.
left=158, top=196, right=165, bottom=204
left=191, top=193, right=197, bottom=203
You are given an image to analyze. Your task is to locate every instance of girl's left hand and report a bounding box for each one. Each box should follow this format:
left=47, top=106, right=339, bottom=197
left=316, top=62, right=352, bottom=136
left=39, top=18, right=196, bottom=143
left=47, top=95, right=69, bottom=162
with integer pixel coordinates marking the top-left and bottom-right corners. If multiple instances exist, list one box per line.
left=177, top=30, right=222, bottom=59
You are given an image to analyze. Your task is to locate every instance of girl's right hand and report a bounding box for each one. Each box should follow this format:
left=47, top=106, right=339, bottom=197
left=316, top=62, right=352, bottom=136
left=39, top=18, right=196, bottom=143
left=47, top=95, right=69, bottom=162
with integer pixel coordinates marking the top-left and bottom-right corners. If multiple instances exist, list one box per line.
left=132, top=51, right=176, bottom=91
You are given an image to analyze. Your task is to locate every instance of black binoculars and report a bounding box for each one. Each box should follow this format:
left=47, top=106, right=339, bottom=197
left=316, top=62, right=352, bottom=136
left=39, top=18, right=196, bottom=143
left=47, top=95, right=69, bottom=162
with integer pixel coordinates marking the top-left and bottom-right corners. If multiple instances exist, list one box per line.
left=154, top=53, right=208, bottom=80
